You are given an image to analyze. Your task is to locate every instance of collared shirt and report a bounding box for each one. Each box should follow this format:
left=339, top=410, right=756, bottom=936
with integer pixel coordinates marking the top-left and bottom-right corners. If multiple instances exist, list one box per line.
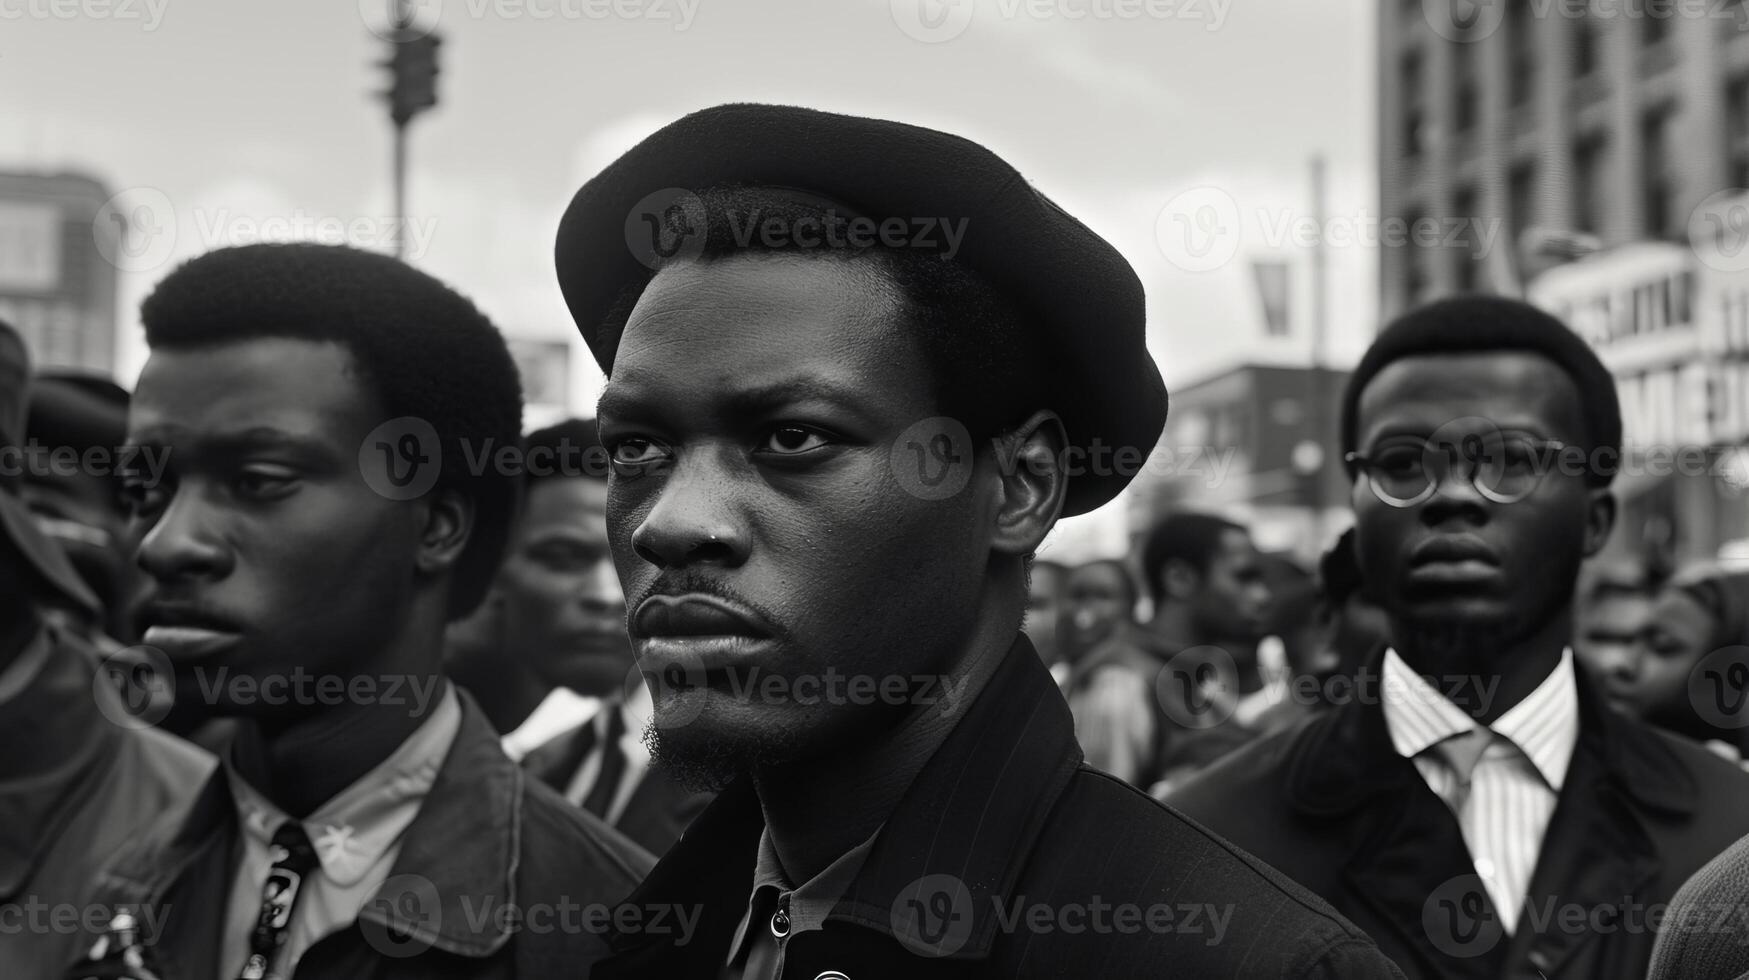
left=1382, top=647, right=1580, bottom=932
left=560, top=683, right=653, bottom=824
left=219, top=683, right=462, bottom=979
left=501, top=686, right=598, bottom=762
left=720, top=825, right=883, bottom=980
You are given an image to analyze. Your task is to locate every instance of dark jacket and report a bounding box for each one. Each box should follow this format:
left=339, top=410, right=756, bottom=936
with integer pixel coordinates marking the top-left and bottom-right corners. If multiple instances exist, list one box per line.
left=592, top=636, right=1407, bottom=979
left=0, top=619, right=213, bottom=979
left=522, top=715, right=712, bottom=856
left=67, top=692, right=654, bottom=979
left=1165, top=664, right=1749, bottom=980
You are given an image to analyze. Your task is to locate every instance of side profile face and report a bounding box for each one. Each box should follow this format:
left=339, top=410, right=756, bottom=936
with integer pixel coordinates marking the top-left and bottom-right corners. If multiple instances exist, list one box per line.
left=1578, top=587, right=1658, bottom=713
left=126, top=338, right=430, bottom=720
left=1611, top=588, right=1716, bottom=734
left=1025, top=562, right=1067, bottom=666
left=1188, top=528, right=1271, bottom=644
left=1351, top=351, right=1608, bottom=664
left=497, top=475, right=631, bottom=696
left=1064, top=560, right=1133, bottom=654
left=597, top=251, right=1000, bottom=783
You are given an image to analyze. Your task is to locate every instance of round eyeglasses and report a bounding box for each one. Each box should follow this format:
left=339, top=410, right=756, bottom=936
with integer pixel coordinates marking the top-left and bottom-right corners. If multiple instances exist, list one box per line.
left=1343, top=433, right=1568, bottom=508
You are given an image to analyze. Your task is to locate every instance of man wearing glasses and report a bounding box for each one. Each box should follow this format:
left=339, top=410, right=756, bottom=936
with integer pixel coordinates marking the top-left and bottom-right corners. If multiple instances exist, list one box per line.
left=1167, top=296, right=1749, bottom=980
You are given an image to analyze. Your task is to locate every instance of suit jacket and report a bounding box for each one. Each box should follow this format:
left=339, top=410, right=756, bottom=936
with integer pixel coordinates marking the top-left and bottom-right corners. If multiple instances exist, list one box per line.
left=521, top=711, right=712, bottom=855
left=592, top=635, right=1406, bottom=979
left=1165, top=663, right=1749, bottom=980
left=0, top=618, right=214, bottom=979
left=67, top=691, right=654, bottom=979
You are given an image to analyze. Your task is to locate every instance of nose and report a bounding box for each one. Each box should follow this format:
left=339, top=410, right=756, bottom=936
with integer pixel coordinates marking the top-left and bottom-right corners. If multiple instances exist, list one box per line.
left=581, top=553, right=625, bottom=614
left=629, top=447, right=748, bottom=571
left=134, top=484, right=231, bottom=585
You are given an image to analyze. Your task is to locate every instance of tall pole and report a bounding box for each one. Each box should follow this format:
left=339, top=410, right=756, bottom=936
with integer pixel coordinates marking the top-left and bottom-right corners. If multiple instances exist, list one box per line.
left=1307, top=154, right=1330, bottom=552
left=391, top=0, right=411, bottom=260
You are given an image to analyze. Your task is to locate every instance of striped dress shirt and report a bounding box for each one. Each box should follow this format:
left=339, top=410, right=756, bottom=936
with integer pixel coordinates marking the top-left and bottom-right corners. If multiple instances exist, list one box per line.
left=1381, top=647, right=1580, bottom=933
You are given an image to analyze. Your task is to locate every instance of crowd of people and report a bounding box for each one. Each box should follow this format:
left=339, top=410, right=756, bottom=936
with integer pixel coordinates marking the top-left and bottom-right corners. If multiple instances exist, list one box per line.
left=0, top=102, right=1745, bottom=978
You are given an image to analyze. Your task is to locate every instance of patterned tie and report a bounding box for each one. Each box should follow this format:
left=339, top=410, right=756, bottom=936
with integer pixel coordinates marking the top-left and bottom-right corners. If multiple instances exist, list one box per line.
left=582, top=707, right=628, bottom=819
left=1430, top=727, right=1494, bottom=815
left=237, top=821, right=319, bottom=980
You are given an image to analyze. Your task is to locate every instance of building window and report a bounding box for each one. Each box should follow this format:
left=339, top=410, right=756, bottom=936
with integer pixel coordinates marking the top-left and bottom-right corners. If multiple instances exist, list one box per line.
left=1729, top=75, right=1749, bottom=188
left=1452, top=185, right=1480, bottom=292
left=1574, top=133, right=1608, bottom=236
left=1575, top=16, right=1600, bottom=79
left=1508, top=162, right=1536, bottom=251
left=1508, top=2, right=1536, bottom=108
left=1643, top=108, right=1677, bottom=239
left=1403, top=207, right=1431, bottom=304
left=1643, top=7, right=1672, bottom=47
left=1453, top=42, right=1478, bottom=134
left=1402, top=50, right=1424, bottom=158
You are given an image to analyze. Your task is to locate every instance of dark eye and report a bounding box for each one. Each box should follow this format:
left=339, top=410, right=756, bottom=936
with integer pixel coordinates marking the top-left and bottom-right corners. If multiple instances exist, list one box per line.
left=607, top=436, right=670, bottom=475
left=1372, top=446, right=1423, bottom=476
left=234, top=467, right=295, bottom=500
left=759, top=425, right=830, bottom=456
left=120, top=478, right=167, bottom=517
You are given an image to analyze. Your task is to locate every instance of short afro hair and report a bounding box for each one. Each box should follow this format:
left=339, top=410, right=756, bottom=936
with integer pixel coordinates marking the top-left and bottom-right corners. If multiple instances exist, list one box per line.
left=596, top=184, right=1052, bottom=440
left=1139, top=511, right=1246, bottom=602
left=139, top=242, right=523, bottom=620
left=1341, top=295, right=1622, bottom=488
left=521, top=417, right=610, bottom=492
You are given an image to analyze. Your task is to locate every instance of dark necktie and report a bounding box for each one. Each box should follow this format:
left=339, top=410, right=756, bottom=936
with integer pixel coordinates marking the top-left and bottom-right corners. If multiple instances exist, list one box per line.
left=238, top=821, right=319, bottom=980
left=582, top=707, right=628, bottom=819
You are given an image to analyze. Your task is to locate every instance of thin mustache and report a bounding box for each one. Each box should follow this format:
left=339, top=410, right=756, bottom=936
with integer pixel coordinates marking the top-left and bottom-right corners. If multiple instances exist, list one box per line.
left=628, top=576, right=789, bottom=642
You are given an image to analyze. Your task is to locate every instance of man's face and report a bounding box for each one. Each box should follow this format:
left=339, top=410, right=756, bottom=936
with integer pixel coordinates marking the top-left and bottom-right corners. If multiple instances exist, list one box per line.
left=498, top=476, right=630, bottom=696
left=1578, top=589, right=1657, bottom=712
left=1064, top=563, right=1132, bottom=653
left=597, top=253, right=994, bottom=783
left=1613, top=589, right=1714, bottom=730
left=1025, top=565, right=1066, bottom=665
left=1190, top=529, right=1271, bottom=644
left=1351, top=352, right=1607, bottom=666
left=126, top=339, right=425, bottom=720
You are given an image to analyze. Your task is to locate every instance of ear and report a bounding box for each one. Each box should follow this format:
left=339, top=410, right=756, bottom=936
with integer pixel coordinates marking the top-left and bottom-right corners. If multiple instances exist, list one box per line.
left=416, top=487, right=475, bottom=577
left=1581, top=488, right=1616, bottom=559
left=1163, top=560, right=1202, bottom=601
left=988, top=410, right=1068, bottom=557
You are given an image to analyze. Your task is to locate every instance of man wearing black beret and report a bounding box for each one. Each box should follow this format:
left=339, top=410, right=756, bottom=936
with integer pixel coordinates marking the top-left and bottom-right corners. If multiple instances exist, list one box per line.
left=559, top=103, right=1404, bottom=978
left=1168, top=295, right=1749, bottom=979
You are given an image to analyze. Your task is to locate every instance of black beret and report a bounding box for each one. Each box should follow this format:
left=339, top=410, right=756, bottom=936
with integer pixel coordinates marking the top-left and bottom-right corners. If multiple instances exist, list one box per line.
left=27, top=372, right=129, bottom=454
left=553, top=103, right=1167, bottom=517
left=1340, top=295, right=1622, bottom=487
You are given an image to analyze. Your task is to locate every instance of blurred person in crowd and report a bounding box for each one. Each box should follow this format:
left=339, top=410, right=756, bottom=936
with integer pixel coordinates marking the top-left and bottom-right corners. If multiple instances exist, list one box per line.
left=1168, top=295, right=1749, bottom=980
left=1315, top=526, right=1391, bottom=681
left=0, top=318, right=214, bottom=978
left=1023, top=557, right=1069, bottom=686
left=1573, top=560, right=1659, bottom=711
left=67, top=245, right=650, bottom=980
left=515, top=418, right=712, bottom=856
left=1644, top=567, right=1749, bottom=979
left=1059, top=558, right=1155, bottom=782
left=563, top=104, right=1404, bottom=977
left=23, top=372, right=142, bottom=645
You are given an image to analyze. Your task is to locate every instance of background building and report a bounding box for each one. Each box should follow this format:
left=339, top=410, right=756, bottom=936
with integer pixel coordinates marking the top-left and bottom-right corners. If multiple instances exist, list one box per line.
left=0, top=171, right=122, bottom=375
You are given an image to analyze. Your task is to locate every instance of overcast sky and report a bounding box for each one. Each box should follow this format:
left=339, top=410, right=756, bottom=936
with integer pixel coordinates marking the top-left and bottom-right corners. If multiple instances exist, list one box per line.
left=2, top=0, right=1380, bottom=555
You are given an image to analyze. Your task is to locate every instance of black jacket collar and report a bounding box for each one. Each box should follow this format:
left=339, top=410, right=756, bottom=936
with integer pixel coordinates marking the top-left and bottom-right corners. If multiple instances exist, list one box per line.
left=605, top=633, right=1082, bottom=963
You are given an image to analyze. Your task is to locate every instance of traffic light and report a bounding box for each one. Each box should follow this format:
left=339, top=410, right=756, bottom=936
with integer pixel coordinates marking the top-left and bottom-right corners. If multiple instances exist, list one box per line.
left=381, top=30, right=441, bottom=127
